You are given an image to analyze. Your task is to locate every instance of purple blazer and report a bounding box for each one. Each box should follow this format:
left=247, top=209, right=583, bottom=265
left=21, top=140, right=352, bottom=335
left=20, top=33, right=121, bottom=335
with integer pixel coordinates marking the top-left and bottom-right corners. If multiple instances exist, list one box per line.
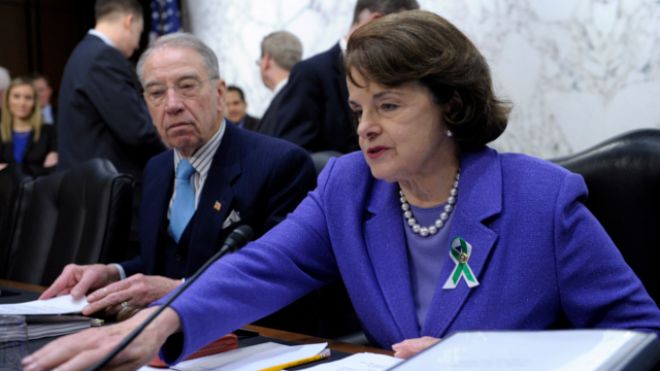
left=161, top=147, right=660, bottom=363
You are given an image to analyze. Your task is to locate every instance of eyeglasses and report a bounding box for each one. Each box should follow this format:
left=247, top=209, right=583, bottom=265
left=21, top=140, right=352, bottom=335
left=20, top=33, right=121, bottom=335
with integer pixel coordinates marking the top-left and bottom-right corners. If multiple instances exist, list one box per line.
left=143, top=77, right=215, bottom=106
left=255, top=54, right=264, bottom=67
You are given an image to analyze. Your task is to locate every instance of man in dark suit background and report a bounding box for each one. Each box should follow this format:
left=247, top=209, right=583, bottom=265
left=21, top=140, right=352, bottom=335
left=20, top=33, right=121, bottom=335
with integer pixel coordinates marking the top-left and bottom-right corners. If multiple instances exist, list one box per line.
left=57, top=0, right=164, bottom=179
left=224, top=85, right=259, bottom=130
left=32, top=74, right=56, bottom=126
left=41, top=33, right=316, bottom=319
left=272, top=0, right=419, bottom=153
left=253, top=31, right=303, bottom=136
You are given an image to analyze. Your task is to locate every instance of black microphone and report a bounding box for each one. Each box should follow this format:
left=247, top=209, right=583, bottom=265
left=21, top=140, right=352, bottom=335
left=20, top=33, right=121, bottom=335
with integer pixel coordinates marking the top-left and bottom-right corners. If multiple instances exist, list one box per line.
left=88, top=225, right=254, bottom=371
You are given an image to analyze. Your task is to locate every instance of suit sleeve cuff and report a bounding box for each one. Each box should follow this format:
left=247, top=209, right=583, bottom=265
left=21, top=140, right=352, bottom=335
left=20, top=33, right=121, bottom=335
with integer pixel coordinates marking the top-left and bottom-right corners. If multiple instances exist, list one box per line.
left=110, top=263, right=127, bottom=280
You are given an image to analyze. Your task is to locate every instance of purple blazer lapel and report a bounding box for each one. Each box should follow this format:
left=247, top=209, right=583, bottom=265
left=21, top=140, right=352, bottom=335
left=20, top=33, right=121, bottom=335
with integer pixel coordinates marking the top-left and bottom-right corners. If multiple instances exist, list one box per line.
left=422, top=148, right=502, bottom=337
left=364, top=179, right=420, bottom=340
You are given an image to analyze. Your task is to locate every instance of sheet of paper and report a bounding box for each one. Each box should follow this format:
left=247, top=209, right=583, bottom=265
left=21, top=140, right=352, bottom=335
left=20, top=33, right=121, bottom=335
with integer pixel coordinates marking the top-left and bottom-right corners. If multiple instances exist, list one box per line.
left=299, top=352, right=400, bottom=371
left=155, top=341, right=328, bottom=371
left=0, top=295, right=88, bottom=315
left=389, top=330, right=655, bottom=371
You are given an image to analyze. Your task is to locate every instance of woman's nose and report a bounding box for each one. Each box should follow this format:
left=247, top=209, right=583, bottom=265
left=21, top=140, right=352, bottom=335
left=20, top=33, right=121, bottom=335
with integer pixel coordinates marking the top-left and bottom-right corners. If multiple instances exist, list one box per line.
left=356, top=110, right=379, bottom=140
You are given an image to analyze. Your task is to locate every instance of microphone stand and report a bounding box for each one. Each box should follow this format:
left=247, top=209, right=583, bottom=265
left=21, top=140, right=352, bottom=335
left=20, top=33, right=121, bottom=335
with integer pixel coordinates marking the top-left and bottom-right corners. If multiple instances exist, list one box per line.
left=88, top=225, right=254, bottom=371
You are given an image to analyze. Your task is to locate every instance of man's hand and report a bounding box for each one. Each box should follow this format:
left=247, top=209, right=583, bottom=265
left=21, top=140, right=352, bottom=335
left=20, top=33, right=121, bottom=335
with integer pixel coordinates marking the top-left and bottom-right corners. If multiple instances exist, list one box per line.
left=43, top=151, right=58, bottom=168
left=392, top=336, right=441, bottom=359
left=84, top=274, right=182, bottom=316
left=22, top=307, right=181, bottom=371
left=39, top=264, right=120, bottom=301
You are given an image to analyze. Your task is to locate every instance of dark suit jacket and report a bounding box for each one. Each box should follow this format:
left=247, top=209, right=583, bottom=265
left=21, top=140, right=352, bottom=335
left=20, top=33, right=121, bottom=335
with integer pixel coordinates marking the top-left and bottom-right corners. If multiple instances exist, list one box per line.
left=242, top=114, right=260, bottom=131
left=120, top=123, right=316, bottom=277
left=273, top=43, right=358, bottom=153
left=57, top=33, right=164, bottom=179
left=0, top=125, right=57, bottom=177
left=253, top=87, right=286, bottom=136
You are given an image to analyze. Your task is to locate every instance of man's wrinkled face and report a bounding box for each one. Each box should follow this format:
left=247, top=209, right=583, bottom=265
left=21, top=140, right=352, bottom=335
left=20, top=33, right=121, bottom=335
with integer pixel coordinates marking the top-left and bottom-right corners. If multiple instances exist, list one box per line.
left=142, top=46, right=225, bottom=157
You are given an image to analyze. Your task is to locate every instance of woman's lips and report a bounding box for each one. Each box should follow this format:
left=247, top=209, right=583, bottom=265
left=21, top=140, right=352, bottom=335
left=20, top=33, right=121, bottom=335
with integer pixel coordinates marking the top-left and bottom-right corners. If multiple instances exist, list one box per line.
left=366, top=146, right=389, bottom=159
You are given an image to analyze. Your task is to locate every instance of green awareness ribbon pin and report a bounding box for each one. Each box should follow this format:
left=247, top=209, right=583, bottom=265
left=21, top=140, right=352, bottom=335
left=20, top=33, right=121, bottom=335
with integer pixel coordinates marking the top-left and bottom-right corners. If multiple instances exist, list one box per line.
left=443, top=237, right=479, bottom=289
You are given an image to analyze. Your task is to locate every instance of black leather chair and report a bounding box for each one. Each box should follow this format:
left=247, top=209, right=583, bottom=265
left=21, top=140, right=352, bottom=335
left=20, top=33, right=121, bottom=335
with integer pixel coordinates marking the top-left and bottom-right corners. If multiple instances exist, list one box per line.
left=310, top=150, right=343, bottom=174
left=309, top=150, right=364, bottom=340
left=0, top=165, right=28, bottom=277
left=552, top=128, right=660, bottom=305
left=4, top=158, right=134, bottom=286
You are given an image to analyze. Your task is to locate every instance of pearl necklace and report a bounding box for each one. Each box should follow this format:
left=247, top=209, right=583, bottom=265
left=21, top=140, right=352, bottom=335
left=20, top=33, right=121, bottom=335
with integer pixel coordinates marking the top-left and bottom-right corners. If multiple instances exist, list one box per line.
left=399, top=170, right=460, bottom=237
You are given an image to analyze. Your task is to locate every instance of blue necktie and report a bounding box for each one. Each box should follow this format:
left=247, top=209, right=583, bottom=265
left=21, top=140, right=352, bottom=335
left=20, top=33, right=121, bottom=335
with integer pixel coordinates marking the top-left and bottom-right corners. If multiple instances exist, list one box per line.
left=169, top=159, right=196, bottom=242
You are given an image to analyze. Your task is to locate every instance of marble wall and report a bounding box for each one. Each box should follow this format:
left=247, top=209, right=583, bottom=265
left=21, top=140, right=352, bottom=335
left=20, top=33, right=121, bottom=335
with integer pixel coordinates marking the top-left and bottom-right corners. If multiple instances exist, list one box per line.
left=183, top=0, right=660, bottom=158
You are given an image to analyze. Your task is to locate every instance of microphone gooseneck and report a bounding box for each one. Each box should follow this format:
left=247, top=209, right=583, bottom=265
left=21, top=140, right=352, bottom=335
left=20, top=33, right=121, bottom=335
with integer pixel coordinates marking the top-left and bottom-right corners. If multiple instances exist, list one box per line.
left=88, top=225, right=254, bottom=371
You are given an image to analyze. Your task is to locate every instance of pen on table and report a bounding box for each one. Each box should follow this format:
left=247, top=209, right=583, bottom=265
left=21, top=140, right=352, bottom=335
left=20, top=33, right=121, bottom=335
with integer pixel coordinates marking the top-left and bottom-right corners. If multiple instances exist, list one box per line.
left=258, top=348, right=331, bottom=371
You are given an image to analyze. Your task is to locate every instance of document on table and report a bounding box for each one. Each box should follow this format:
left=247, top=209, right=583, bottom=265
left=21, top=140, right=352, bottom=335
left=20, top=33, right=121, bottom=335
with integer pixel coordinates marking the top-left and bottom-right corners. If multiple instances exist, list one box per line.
left=0, top=295, right=88, bottom=315
left=139, top=342, right=329, bottom=371
left=388, top=329, right=660, bottom=371
left=300, top=352, right=401, bottom=371
left=0, top=295, right=98, bottom=339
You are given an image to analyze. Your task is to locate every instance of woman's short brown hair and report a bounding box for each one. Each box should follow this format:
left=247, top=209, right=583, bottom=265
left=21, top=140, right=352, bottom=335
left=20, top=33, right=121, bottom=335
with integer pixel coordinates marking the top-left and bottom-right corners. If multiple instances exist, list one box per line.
left=345, top=10, right=510, bottom=149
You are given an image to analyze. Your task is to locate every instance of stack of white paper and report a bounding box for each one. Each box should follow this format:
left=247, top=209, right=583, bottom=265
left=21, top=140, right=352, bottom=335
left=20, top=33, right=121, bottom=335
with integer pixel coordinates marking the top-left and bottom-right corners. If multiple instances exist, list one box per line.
left=0, top=295, right=100, bottom=339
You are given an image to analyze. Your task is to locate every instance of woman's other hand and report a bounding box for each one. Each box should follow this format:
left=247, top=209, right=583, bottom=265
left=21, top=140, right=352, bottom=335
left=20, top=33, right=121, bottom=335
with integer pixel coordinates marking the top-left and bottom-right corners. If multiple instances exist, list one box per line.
left=392, top=336, right=441, bottom=359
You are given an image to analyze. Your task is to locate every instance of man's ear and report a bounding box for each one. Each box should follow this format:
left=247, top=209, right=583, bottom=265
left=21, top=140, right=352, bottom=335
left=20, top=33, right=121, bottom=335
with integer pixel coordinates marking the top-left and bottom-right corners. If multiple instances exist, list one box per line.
left=123, top=14, right=134, bottom=30
left=368, top=11, right=383, bottom=22
left=216, top=79, right=227, bottom=107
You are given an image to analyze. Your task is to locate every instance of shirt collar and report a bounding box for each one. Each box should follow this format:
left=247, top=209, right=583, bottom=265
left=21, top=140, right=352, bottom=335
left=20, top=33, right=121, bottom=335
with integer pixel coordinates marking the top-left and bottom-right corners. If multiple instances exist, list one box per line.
left=273, top=78, right=288, bottom=95
left=173, top=120, right=226, bottom=175
left=88, top=29, right=116, bottom=48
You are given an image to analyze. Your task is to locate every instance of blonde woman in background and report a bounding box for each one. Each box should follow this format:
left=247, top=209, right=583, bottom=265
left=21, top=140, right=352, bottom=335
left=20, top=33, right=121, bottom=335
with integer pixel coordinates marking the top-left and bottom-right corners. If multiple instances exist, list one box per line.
left=0, top=77, right=57, bottom=177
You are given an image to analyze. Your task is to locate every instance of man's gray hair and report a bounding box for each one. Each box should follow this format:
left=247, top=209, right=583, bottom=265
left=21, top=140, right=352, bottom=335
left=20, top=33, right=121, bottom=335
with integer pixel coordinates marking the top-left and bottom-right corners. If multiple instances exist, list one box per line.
left=137, top=32, right=220, bottom=84
left=0, top=66, right=10, bottom=91
left=261, top=31, right=303, bottom=72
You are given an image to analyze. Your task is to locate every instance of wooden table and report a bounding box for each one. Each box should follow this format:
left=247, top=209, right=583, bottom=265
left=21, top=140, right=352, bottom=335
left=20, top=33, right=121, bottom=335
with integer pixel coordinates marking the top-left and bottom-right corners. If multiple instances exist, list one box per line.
left=245, top=324, right=392, bottom=355
left=0, top=279, right=45, bottom=293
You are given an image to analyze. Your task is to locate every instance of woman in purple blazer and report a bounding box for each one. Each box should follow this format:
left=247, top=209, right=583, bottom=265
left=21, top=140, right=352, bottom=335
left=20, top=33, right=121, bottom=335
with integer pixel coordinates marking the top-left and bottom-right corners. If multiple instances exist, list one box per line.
left=25, top=11, right=660, bottom=370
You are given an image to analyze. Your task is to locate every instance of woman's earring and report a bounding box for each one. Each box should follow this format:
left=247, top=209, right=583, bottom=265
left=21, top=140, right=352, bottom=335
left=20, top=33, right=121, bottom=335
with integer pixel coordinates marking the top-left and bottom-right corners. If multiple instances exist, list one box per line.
left=446, top=130, right=453, bottom=137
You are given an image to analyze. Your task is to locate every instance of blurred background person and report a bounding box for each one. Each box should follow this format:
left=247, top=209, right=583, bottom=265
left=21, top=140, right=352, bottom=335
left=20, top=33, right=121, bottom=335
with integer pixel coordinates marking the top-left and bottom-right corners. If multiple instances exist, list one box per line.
left=57, top=0, right=163, bottom=179
left=0, top=77, right=57, bottom=177
left=272, top=0, right=419, bottom=153
left=0, top=66, right=10, bottom=114
left=253, top=30, right=303, bottom=136
left=32, top=74, right=56, bottom=126
left=224, top=85, right=259, bottom=130
left=57, top=0, right=165, bottom=253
